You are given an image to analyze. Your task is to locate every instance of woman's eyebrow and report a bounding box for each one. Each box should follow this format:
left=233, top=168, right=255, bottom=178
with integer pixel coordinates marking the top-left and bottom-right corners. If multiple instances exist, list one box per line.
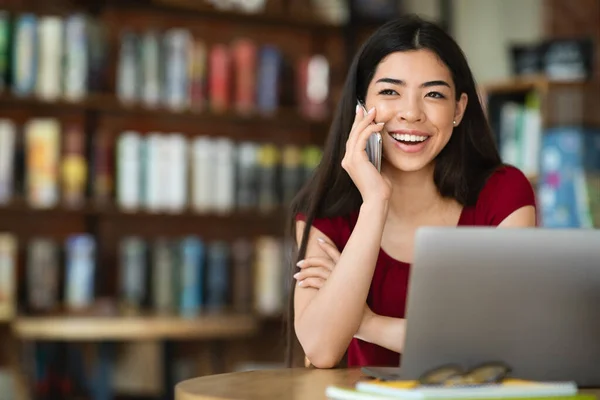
left=375, top=78, right=451, bottom=88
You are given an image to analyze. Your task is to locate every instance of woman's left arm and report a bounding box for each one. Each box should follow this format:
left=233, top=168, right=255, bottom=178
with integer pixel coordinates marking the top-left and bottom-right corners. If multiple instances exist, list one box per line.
left=294, top=240, right=406, bottom=354
left=498, top=205, right=537, bottom=227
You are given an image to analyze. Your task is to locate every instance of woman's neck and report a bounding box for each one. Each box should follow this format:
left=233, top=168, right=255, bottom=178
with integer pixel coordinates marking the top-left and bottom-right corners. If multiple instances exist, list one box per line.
left=382, top=163, right=445, bottom=222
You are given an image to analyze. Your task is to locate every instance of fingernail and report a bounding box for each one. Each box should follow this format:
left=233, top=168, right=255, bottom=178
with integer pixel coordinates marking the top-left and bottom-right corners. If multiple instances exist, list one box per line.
left=296, top=260, right=304, bottom=266
left=293, top=272, right=300, bottom=279
left=377, top=122, right=385, bottom=126
left=368, top=107, right=375, bottom=114
left=298, top=280, right=304, bottom=287
left=355, top=103, right=360, bottom=114
left=317, top=237, right=325, bottom=243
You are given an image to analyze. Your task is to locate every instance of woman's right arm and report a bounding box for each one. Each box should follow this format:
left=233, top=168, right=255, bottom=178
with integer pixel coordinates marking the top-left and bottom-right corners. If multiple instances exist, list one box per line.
left=295, top=200, right=387, bottom=368
left=294, top=106, right=390, bottom=368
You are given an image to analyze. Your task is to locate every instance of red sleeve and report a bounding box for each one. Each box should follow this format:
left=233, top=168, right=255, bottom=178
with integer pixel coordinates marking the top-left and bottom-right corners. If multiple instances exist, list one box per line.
left=477, top=166, right=537, bottom=226
left=295, top=213, right=343, bottom=250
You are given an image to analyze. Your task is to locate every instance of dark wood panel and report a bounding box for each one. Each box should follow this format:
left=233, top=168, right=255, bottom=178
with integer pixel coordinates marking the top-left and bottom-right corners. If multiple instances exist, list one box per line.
left=544, top=0, right=600, bottom=81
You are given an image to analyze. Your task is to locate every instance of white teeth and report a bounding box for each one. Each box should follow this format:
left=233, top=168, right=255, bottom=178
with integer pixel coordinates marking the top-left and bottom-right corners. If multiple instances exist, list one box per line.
left=391, top=133, right=428, bottom=142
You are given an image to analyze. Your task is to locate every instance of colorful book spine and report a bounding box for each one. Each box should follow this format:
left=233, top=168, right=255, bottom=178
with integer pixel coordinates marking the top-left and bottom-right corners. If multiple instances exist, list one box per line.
left=141, top=30, right=162, bottom=108
left=0, top=11, right=10, bottom=92
left=209, top=44, right=231, bottom=114
left=164, top=29, right=191, bottom=111
left=179, top=236, right=205, bottom=317
left=142, top=132, right=162, bottom=212
left=63, top=14, right=88, bottom=101
left=191, top=136, right=213, bottom=213
left=65, top=234, right=96, bottom=310
left=61, top=123, right=87, bottom=208
left=117, top=131, right=142, bottom=211
left=254, top=236, right=283, bottom=316
left=166, top=133, right=188, bottom=213
left=27, top=238, right=59, bottom=312
left=87, top=18, right=107, bottom=93
left=213, top=138, right=235, bottom=214
left=257, top=144, right=279, bottom=213
left=206, top=242, right=230, bottom=310
left=189, top=39, right=207, bottom=112
left=236, top=142, right=258, bottom=210
left=256, top=45, right=281, bottom=116
left=116, top=31, right=139, bottom=105
left=232, top=38, right=256, bottom=115
left=25, top=118, right=61, bottom=209
left=281, top=145, right=303, bottom=204
left=91, top=128, right=113, bottom=207
left=120, top=237, right=147, bottom=314
left=0, top=119, right=16, bottom=205
left=232, top=238, right=253, bottom=313
left=153, top=238, right=176, bottom=314
left=12, top=14, right=37, bottom=97
left=36, top=16, right=63, bottom=101
left=0, top=233, right=16, bottom=319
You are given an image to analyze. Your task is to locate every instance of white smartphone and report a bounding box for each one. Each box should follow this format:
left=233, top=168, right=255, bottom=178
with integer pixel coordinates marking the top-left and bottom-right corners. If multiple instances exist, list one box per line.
left=357, top=100, right=382, bottom=172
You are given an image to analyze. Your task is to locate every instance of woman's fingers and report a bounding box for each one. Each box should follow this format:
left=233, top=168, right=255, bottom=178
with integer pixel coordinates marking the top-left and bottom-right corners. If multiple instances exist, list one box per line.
left=317, top=238, right=341, bottom=263
left=294, top=266, right=331, bottom=281
left=297, top=277, right=325, bottom=289
left=347, top=106, right=377, bottom=150
left=297, top=256, right=335, bottom=271
left=355, top=122, right=384, bottom=155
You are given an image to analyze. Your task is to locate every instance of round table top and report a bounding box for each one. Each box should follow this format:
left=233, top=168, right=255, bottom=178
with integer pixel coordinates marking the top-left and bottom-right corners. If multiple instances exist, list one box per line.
left=175, top=367, right=366, bottom=400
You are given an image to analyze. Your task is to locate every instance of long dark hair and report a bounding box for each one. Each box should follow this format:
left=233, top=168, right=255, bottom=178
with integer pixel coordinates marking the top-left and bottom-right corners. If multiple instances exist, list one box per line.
left=284, top=14, right=502, bottom=366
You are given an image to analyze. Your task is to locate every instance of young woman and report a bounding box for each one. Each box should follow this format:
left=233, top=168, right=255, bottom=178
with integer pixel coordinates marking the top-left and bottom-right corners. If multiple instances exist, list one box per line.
left=287, top=15, right=537, bottom=369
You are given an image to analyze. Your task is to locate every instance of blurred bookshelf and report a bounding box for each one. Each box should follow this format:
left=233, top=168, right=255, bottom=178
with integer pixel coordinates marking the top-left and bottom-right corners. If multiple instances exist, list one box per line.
left=13, top=313, right=259, bottom=341
left=0, top=0, right=405, bottom=398
left=480, top=76, right=600, bottom=229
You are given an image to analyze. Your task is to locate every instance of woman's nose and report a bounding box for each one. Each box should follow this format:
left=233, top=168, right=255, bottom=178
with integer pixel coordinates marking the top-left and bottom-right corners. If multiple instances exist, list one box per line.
left=395, top=98, right=424, bottom=123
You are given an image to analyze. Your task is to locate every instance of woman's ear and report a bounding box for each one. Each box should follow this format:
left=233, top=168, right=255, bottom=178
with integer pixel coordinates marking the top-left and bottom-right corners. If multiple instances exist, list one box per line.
left=453, top=93, right=468, bottom=127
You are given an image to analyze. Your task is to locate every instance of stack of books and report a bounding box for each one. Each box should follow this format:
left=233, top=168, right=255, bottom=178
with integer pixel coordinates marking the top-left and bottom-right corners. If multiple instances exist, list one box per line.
left=326, top=378, right=590, bottom=400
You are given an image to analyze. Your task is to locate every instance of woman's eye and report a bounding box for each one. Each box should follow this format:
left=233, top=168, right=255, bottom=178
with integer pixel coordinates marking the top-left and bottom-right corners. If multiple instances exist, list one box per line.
left=426, top=91, right=446, bottom=99
left=378, top=89, right=398, bottom=96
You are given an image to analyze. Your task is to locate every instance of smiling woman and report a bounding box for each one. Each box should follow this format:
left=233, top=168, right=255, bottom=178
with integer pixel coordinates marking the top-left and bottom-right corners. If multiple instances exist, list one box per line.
left=287, top=14, right=537, bottom=370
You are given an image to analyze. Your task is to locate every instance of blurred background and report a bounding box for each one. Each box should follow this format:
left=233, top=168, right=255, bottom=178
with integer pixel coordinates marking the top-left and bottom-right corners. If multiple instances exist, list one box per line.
left=0, top=0, right=597, bottom=398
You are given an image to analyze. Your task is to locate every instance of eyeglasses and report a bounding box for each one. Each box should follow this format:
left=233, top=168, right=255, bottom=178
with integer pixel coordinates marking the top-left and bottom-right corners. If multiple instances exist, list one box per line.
left=418, top=361, right=512, bottom=387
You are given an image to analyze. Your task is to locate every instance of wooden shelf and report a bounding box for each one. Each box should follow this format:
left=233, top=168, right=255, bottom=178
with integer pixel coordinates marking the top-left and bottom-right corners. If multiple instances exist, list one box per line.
left=147, top=0, right=341, bottom=30
left=0, top=93, right=330, bottom=132
left=480, top=76, right=596, bottom=96
left=480, top=75, right=549, bottom=95
left=0, top=201, right=287, bottom=220
left=12, top=313, right=259, bottom=341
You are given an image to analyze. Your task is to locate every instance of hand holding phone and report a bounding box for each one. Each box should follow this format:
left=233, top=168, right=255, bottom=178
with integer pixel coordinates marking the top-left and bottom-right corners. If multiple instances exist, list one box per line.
left=358, top=100, right=382, bottom=172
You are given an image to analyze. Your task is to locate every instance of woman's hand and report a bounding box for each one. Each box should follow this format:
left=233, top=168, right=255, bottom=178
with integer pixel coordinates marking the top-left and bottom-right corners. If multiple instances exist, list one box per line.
left=341, top=105, right=392, bottom=204
left=294, top=237, right=340, bottom=289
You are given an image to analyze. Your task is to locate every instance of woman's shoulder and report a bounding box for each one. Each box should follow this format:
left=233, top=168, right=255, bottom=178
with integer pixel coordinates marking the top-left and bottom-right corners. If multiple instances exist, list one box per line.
left=466, top=165, right=536, bottom=226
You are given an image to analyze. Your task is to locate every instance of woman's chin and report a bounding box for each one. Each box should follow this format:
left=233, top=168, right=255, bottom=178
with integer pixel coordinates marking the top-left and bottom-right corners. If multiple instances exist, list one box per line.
left=383, top=157, right=434, bottom=174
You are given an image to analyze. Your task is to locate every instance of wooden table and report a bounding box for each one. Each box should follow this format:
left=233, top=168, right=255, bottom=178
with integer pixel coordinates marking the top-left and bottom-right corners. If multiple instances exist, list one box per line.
left=175, top=367, right=366, bottom=400
left=176, top=368, right=600, bottom=400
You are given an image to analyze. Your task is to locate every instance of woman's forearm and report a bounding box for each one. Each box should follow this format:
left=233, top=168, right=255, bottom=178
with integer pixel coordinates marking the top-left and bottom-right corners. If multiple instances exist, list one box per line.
left=295, top=200, right=388, bottom=367
left=355, top=313, right=406, bottom=354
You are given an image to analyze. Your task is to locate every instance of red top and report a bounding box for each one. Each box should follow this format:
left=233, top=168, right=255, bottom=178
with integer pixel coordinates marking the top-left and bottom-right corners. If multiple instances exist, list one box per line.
left=295, top=166, right=536, bottom=367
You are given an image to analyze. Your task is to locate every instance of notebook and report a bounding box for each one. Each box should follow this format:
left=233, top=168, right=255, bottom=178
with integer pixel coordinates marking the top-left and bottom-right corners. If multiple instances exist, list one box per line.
left=326, top=379, right=581, bottom=400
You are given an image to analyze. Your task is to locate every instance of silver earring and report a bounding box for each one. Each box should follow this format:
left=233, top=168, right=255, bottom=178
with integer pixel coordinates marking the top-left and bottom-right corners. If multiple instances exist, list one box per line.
left=453, top=120, right=456, bottom=125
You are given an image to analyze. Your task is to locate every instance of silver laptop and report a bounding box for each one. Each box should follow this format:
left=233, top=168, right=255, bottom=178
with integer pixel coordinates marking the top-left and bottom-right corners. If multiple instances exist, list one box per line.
left=362, top=227, right=600, bottom=387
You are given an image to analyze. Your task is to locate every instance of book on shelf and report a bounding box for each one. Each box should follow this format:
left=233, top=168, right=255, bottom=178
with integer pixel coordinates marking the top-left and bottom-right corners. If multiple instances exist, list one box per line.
left=538, top=127, right=600, bottom=229
left=0, top=233, right=16, bottom=318
left=27, top=238, right=60, bottom=313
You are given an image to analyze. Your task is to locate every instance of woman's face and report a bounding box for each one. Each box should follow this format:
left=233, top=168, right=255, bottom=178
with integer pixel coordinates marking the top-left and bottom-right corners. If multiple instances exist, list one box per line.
left=364, top=49, right=468, bottom=174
